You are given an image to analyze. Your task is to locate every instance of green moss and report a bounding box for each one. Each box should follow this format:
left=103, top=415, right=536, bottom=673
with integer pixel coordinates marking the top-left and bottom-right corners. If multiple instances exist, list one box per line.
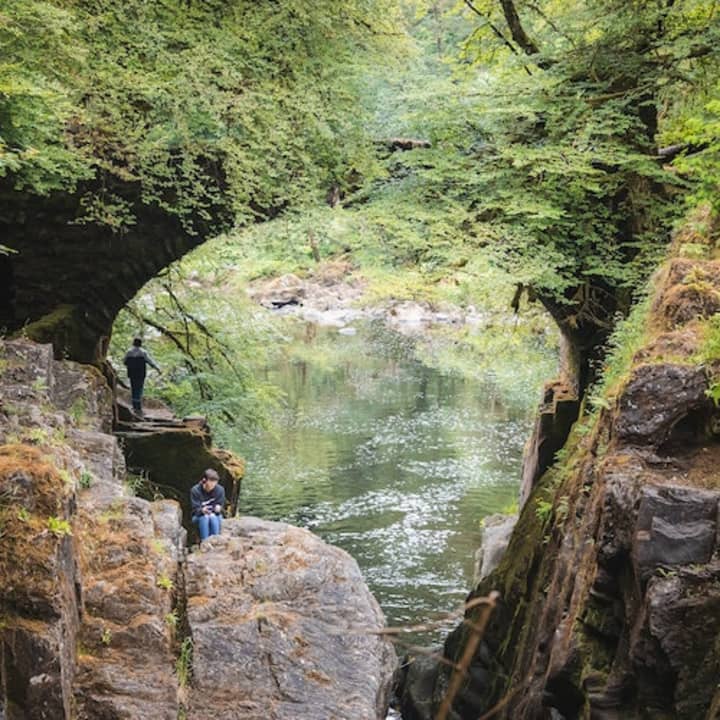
left=587, top=293, right=653, bottom=408
left=696, top=313, right=720, bottom=364
left=17, top=305, right=87, bottom=361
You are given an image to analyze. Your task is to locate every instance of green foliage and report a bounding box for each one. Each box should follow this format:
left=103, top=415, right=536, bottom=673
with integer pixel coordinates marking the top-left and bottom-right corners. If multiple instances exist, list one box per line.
left=698, top=313, right=720, bottom=406
left=30, top=378, right=48, bottom=393
left=68, top=397, right=88, bottom=426
left=79, top=469, right=93, bottom=489
left=0, top=1, right=92, bottom=192
left=156, top=574, right=173, bottom=591
left=124, top=471, right=150, bottom=496
left=706, top=382, right=720, bottom=407
left=2, top=0, right=399, bottom=230
left=176, top=637, right=193, bottom=688
left=698, top=313, right=720, bottom=364
left=358, top=1, right=720, bottom=330
left=25, top=427, right=49, bottom=444
left=47, top=515, right=71, bottom=536
left=111, top=261, right=283, bottom=444
left=535, top=498, right=553, bottom=524
left=662, top=81, right=720, bottom=213
left=58, top=467, right=72, bottom=486
left=587, top=293, right=653, bottom=407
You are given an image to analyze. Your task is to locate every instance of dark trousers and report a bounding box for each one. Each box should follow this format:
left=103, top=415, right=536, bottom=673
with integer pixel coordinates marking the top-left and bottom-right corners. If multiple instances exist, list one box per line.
left=129, top=373, right=145, bottom=412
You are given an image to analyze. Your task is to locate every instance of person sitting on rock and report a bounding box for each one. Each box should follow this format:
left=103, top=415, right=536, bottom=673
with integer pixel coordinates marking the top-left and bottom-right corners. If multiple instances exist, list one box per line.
left=123, top=336, right=160, bottom=417
left=191, top=469, right=225, bottom=541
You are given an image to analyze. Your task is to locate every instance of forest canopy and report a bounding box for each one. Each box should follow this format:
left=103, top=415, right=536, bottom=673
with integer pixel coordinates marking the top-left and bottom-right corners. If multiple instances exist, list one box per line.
left=361, top=1, right=720, bottom=372
left=0, top=0, right=398, bottom=229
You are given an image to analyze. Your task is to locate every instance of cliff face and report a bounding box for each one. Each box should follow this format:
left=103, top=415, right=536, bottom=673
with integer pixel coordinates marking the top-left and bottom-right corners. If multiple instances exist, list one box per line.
left=0, top=340, right=395, bottom=719
left=402, top=251, right=720, bottom=719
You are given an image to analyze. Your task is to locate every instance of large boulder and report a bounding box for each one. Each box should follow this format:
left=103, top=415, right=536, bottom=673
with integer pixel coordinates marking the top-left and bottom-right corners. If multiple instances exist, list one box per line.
left=184, top=517, right=397, bottom=720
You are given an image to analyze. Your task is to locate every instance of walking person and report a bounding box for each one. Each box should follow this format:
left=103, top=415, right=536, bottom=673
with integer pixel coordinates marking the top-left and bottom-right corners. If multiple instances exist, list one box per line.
left=123, top=337, right=160, bottom=417
left=191, top=469, right=226, bottom=541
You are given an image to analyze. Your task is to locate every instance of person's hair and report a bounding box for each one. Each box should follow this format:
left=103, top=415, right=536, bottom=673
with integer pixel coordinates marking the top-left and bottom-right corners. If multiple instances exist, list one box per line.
left=202, top=468, right=220, bottom=483
left=133, top=337, right=142, bottom=347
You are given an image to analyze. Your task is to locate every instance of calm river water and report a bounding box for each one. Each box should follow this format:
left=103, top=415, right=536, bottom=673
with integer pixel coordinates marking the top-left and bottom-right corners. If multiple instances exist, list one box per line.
left=238, top=318, right=553, bottom=642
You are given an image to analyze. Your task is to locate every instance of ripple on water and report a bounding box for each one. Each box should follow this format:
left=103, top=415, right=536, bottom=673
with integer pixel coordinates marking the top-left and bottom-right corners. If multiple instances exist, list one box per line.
left=238, top=321, right=551, bottom=643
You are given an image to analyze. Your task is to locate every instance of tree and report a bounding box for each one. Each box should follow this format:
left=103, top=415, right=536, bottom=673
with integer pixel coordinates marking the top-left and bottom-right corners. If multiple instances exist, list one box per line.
left=1, top=0, right=400, bottom=230
left=381, top=0, right=720, bottom=391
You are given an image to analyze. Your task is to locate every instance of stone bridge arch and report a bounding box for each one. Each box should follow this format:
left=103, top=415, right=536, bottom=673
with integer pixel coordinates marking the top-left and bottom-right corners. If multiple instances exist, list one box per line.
left=0, top=177, right=233, bottom=364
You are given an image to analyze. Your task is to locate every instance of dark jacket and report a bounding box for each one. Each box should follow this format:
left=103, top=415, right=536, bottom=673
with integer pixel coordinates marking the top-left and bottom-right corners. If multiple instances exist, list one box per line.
left=190, top=482, right=226, bottom=517
left=124, top=346, right=160, bottom=378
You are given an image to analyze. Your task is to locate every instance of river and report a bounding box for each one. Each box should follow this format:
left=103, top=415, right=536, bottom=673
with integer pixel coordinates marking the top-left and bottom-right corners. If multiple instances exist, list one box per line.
left=238, top=317, right=554, bottom=644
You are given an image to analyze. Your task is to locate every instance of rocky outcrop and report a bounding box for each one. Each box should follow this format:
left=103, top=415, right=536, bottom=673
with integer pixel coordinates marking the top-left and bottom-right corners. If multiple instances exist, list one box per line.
left=400, top=256, right=720, bottom=719
left=520, top=379, right=580, bottom=507
left=0, top=340, right=185, bottom=720
left=114, top=401, right=243, bottom=524
left=185, top=517, right=396, bottom=720
left=0, top=339, right=394, bottom=719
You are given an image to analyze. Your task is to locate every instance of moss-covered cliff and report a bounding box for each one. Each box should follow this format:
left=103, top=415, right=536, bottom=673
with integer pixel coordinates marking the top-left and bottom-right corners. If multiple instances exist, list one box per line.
left=401, top=215, right=720, bottom=719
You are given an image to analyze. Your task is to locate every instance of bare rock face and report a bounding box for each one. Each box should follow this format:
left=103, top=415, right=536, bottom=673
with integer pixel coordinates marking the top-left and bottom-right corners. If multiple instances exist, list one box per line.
left=72, top=497, right=184, bottom=720
left=0, top=443, right=80, bottom=720
left=185, top=517, right=397, bottom=720
left=615, top=363, right=709, bottom=445
left=0, top=340, right=186, bottom=720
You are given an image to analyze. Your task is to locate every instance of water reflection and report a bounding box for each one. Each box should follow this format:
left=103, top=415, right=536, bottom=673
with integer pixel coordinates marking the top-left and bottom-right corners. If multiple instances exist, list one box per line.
left=238, top=319, right=551, bottom=641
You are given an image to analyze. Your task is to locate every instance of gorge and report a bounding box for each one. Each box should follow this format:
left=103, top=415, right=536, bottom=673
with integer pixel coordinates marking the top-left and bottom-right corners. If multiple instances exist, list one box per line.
left=2, top=1, right=720, bottom=719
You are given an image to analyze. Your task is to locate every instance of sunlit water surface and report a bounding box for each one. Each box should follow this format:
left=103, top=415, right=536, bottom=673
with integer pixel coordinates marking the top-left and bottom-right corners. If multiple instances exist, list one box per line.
left=238, top=319, right=553, bottom=642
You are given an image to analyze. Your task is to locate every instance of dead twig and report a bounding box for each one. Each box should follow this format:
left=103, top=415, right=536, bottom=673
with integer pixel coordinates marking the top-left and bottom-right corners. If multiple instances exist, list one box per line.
left=435, top=591, right=500, bottom=720
left=476, top=687, right=520, bottom=720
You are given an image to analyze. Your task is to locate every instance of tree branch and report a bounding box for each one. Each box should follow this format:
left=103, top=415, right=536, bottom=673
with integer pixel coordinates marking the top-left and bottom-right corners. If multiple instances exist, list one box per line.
left=499, top=0, right=539, bottom=55
left=463, top=0, right=533, bottom=75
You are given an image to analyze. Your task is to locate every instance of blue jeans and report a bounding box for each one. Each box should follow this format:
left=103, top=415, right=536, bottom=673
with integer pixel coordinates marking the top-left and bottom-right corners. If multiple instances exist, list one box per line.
left=193, top=513, right=222, bottom=541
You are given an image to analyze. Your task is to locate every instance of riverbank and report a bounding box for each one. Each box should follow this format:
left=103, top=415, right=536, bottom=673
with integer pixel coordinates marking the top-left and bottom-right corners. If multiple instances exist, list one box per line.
left=246, top=265, right=491, bottom=332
